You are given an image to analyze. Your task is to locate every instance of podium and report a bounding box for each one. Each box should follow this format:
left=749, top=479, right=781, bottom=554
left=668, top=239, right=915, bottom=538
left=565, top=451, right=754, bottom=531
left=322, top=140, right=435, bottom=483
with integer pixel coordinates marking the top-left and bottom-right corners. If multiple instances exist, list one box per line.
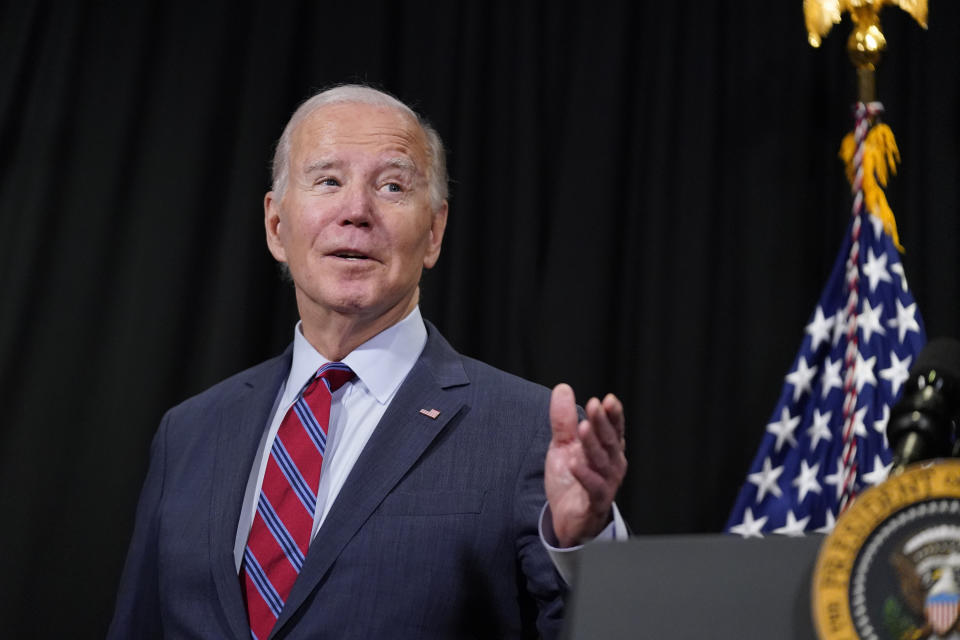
left=562, top=534, right=824, bottom=639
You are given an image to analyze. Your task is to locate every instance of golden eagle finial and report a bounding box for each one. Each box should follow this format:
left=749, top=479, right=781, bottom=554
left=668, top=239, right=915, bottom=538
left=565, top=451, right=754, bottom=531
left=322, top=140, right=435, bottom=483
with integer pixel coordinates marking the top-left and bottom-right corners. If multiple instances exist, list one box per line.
left=804, top=0, right=928, bottom=67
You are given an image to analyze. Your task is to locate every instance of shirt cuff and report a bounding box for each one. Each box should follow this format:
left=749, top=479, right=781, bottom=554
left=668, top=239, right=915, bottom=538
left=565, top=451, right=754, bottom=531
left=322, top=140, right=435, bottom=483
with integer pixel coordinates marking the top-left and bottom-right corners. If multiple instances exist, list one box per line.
left=538, top=502, right=628, bottom=584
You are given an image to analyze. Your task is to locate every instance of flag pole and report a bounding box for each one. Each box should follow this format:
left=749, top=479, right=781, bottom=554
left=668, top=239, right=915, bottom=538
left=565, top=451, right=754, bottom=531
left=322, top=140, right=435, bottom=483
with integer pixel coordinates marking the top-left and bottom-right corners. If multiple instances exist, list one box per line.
left=724, top=4, right=930, bottom=538
left=848, top=4, right=885, bottom=103
left=804, top=0, right=928, bottom=512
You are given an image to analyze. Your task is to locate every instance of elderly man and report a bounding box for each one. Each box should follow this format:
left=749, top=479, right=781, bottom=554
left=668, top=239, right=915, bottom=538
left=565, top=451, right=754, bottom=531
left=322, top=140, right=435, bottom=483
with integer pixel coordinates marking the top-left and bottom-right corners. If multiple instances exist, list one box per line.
left=108, top=85, right=627, bottom=639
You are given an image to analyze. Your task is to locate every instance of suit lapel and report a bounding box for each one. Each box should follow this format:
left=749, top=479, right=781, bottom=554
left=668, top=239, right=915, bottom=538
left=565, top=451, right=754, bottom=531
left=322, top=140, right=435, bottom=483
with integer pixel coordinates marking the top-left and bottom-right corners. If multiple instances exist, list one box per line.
left=209, top=349, right=292, bottom=640
left=274, top=325, right=469, bottom=634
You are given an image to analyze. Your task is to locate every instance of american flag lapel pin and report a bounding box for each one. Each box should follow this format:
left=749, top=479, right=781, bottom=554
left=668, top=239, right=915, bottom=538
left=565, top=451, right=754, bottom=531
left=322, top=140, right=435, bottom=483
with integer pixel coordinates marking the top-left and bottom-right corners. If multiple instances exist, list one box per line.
left=419, top=408, right=441, bottom=419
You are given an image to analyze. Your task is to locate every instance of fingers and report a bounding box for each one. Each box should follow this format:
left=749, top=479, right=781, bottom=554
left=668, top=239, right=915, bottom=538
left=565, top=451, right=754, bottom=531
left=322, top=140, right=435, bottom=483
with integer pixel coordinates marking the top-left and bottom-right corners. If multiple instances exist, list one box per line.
left=582, top=394, right=625, bottom=456
left=602, top=393, right=625, bottom=440
left=575, top=394, right=627, bottom=490
left=549, top=383, right=579, bottom=443
left=578, top=399, right=611, bottom=468
left=550, top=384, right=627, bottom=478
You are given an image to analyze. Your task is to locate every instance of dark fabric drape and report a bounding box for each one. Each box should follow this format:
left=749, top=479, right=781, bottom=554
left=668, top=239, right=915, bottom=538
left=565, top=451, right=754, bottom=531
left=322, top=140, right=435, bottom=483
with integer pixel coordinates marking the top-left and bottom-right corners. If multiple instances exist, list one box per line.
left=2, top=1, right=958, bottom=636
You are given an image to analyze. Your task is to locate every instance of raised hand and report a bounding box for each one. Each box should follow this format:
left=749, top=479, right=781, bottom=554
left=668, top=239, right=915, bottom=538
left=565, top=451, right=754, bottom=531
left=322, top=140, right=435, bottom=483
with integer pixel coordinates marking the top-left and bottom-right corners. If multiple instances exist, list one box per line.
left=545, top=383, right=627, bottom=547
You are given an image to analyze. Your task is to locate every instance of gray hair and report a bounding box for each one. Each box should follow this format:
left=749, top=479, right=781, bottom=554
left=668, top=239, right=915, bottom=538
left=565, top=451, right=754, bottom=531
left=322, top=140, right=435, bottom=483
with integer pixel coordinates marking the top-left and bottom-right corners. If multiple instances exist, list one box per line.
left=270, top=84, right=448, bottom=210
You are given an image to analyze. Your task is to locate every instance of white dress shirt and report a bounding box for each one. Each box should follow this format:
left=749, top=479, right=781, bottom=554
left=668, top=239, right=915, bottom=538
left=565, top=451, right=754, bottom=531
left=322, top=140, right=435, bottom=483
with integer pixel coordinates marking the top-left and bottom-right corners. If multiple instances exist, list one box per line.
left=233, top=307, right=427, bottom=570
left=233, top=306, right=625, bottom=577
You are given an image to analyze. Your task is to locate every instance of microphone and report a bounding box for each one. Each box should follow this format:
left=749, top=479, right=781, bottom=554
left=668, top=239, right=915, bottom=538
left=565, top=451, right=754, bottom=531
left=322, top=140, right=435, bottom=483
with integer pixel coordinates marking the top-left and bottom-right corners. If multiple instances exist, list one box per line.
left=888, top=338, right=960, bottom=472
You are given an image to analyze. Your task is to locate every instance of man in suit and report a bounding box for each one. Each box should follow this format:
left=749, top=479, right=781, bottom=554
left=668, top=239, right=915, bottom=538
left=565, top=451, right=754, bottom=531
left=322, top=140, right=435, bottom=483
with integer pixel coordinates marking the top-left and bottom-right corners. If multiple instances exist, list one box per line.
left=108, top=84, right=627, bottom=639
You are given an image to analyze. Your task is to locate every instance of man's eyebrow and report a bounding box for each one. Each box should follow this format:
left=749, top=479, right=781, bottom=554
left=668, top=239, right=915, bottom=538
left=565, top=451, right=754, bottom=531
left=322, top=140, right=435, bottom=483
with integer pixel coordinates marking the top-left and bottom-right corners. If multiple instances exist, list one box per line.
left=303, top=159, right=339, bottom=174
left=383, top=157, right=417, bottom=172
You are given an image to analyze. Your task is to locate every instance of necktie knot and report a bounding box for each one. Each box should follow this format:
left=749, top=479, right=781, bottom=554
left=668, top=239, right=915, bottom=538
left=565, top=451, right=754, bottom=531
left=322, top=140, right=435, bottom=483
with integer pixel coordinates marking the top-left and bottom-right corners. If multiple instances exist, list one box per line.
left=313, top=362, right=354, bottom=394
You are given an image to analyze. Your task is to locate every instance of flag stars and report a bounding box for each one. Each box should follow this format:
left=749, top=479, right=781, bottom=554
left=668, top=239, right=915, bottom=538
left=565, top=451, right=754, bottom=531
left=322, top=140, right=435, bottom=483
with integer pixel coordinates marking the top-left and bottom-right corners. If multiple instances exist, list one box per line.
left=730, top=508, right=767, bottom=539
left=889, top=298, right=921, bottom=344
left=815, top=509, right=837, bottom=534
left=832, top=309, right=849, bottom=346
left=773, top=510, right=810, bottom=537
left=853, top=352, right=878, bottom=393
left=890, top=262, right=909, bottom=293
left=820, top=358, right=843, bottom=399
left=793, top=460, right=822, bottom=502
left=862, top=247, right=893, bottom=292
left=862, top=455, right=892, bottom=486
left=880, top=352, right=912, bottom=396
left=726, top=200, right=926, bottom=540
left=748, top=457, right=784, bottom=503
left=850, top=406, right=869, bottom=439
left=786, top=357, right=818, bottom=403
left=766, top=408, right=801, bottom=453
left=874, top=405, right=890, bottom=433
left=806, top=306, right=835, bottom=352
left=859, top=299, right=885, bottom=343
left=824, top=458, right=847, bottom=501
left=807, top=409, right=833, bottom=450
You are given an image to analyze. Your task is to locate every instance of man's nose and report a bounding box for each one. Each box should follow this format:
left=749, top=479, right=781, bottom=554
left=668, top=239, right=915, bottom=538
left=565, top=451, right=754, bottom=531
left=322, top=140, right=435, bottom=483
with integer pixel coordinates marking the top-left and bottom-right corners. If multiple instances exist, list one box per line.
left=339, top=184, right=374, bottom=227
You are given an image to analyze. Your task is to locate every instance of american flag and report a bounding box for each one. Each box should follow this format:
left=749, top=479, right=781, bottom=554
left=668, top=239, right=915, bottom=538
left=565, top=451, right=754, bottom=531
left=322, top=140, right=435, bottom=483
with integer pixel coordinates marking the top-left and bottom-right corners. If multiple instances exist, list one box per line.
left=725, top=204, right=926, bottom=537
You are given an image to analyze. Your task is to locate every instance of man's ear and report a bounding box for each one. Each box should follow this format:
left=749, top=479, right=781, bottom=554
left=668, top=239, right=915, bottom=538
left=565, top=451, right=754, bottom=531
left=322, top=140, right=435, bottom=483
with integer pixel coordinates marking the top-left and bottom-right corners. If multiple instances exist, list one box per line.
left=423, top=200, right=448, bottom=269
left=264, top=191, right=287, bottom=263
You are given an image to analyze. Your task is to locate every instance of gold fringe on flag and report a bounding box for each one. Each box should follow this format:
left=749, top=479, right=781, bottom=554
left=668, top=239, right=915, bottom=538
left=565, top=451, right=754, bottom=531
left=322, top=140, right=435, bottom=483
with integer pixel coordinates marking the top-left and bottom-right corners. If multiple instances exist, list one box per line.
left=839, top=123, right=904, bottom=252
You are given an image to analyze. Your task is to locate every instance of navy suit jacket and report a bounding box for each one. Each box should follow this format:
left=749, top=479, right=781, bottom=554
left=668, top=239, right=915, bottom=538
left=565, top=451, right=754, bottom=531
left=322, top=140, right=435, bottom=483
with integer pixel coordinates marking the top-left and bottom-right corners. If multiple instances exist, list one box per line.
left=108, top=323, right=566, bottom=639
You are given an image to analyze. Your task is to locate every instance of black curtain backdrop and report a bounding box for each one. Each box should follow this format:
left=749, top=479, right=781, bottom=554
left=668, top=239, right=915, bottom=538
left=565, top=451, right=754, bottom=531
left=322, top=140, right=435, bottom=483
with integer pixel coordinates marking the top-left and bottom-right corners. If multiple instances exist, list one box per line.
left=2, top=1, right=959, bottom=636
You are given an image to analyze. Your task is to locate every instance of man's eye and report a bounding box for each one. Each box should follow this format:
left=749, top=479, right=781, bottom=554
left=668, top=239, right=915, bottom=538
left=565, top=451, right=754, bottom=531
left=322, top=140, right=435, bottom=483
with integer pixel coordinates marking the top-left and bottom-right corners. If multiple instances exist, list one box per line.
left=317, top=177, right=340, bottom=187
left=384, top=183, right=403, bottom=193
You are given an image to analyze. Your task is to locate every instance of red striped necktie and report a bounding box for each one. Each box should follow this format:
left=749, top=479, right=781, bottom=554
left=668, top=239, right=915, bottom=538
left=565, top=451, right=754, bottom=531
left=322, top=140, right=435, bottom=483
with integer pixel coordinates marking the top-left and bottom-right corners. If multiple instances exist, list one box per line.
left=242, top=362, right=354, bottom=640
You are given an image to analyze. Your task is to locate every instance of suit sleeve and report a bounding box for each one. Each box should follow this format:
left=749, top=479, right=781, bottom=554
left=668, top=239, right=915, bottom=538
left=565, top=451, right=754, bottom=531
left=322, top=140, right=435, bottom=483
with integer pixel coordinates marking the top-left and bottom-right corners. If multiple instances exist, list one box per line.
left=514, top=415, right=567, bottom=639
left=106, top=412, right=169, bottom=639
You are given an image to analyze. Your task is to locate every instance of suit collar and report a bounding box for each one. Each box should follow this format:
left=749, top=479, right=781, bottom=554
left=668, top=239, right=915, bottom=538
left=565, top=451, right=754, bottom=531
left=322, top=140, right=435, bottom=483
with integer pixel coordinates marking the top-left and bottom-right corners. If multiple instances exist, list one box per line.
left=418, top=320, right=471, bottom=389
left=273, top=322, right=468, bottom=636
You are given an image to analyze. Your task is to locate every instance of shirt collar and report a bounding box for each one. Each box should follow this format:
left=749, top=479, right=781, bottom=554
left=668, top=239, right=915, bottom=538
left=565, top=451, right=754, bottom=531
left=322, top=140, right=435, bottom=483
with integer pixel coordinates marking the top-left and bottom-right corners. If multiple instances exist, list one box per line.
left=284, top=306, right=428, bottom=408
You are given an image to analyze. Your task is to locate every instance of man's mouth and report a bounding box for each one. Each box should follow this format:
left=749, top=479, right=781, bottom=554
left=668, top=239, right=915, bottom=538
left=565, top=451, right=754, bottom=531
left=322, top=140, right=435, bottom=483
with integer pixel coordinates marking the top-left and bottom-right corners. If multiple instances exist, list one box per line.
left=332, top=251, right=371, bottom=261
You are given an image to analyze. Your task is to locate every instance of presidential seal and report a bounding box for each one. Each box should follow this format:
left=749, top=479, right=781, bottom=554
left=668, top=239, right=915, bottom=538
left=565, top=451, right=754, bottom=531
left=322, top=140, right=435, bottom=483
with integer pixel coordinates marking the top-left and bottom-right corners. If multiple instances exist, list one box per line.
left=813, top=460, right=960, bottom=640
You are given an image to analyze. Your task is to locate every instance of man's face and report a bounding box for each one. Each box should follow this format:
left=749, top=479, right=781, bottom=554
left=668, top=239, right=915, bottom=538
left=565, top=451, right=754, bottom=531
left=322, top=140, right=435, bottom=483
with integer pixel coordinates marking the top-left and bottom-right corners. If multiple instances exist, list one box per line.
left=265, top=102, right=447, bottom=330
